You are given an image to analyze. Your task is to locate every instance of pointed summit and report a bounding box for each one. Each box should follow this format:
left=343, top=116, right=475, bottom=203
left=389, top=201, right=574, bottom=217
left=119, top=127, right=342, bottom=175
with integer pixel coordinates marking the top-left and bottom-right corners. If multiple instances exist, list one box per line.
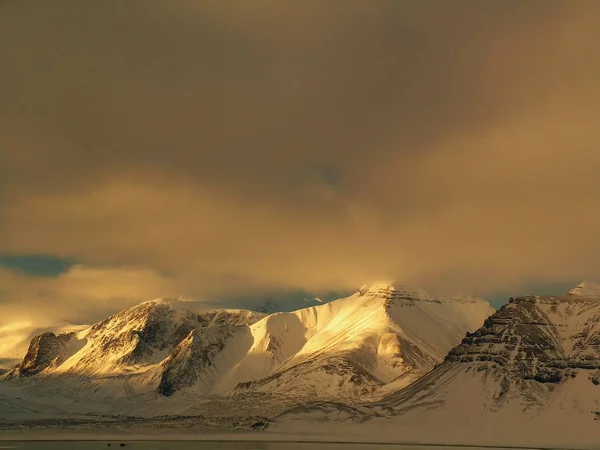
left=566, top=280, right=600, bottom=297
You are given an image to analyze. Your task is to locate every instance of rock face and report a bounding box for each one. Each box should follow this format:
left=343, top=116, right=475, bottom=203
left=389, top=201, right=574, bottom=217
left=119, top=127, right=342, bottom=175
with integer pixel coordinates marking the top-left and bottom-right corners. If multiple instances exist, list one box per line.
left=81, top=299, right=263, bottom=372
left=374, top=292, right=600, bottom=420
left=5, top=299, right=263, bottom=386
left=567, top=280, right=600, bottom=297
left=158, top=326, right=245, bottom=396
left=446, top=296, right=600, bottom=384
left=8, top=332, right=76, bottom=378
left=0, top=322, right=89, bottom=374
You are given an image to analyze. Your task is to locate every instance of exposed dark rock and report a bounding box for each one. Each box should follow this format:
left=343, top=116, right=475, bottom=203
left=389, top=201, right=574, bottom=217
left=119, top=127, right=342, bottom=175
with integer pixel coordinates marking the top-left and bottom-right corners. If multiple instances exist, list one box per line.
left=158, top=326, right=237, bottom=397
left=445, top=295, right=600, bottom=395
left=67, top=300, right=261, bottom=375
left=9, top=332, right=75, bottom=377
left=250, top=420, right=270, bottom=431
left=234, top=355, right=383, bottom=401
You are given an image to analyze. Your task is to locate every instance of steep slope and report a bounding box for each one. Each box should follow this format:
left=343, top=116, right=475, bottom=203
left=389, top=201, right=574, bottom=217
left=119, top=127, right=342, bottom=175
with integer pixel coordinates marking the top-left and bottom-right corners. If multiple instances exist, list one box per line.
left=6, top=331, right=82, bottom=378
left=6, top=298, right=263, bottom=380
left=0, top=321, right=87, bottom=373
left=567, top=280, right=600, bottom=297
left=230, top=284, right=493, bottom=402
left=345, top=292, right=600, bottom=445
left=4, top=286, right=493, bottom=416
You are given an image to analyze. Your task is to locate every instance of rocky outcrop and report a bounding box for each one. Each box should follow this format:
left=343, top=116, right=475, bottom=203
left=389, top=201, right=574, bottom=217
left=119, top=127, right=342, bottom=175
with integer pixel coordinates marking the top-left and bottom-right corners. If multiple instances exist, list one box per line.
left=446, top=295, right=600, bottom=384
left=567, top=280, right=600, bottom=297
left=369, top=292, right=600, bottom=421
left=6, top=289, right=492, bottom=409
left=61, top=300, right=263, bottom=375
left=158, top=326, right=243, bottom=396
left=8, top=331, right=75, bottom=378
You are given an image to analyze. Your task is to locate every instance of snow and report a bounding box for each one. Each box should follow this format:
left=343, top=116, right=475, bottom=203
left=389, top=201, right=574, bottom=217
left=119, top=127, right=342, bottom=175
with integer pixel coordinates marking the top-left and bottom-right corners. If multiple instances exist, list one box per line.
left=2, top=286, right=493, bottom=415
left=0, top=321, right=87, bottom=372
left=6, top=289, right=600, bottom=446
left=300, top=293, right=600, bottom=447
left=567, top=280, right=600, bottom=297
left=212, top=286, right=493, bottom=401
left=270, top=364, right=600, bottom=447
left=45, top=299, right=264, bottom=377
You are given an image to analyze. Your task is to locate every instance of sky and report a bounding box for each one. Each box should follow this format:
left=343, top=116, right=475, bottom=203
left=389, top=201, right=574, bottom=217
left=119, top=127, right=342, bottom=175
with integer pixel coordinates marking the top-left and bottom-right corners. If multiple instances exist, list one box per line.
left=1, top=1, right=599, bottom=324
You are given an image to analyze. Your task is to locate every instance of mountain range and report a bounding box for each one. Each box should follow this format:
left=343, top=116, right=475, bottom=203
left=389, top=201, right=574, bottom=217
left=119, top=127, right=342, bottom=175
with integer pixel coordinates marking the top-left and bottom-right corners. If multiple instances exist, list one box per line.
left=277, top=281, right=600, bottom=446
left=2, top=281, right=600, bottom=446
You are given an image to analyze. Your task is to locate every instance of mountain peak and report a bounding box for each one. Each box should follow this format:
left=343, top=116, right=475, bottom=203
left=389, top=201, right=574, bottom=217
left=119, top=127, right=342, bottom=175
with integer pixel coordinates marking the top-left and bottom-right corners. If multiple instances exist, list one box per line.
left=358, top=283, right=390, bottom=295
left=356, top=283, right=484, bottom=305
left=5, top=287, right=493, bottom=406
left=566, top=280, right=600, bottom=297
left=357, top=283, right=426, bottom=298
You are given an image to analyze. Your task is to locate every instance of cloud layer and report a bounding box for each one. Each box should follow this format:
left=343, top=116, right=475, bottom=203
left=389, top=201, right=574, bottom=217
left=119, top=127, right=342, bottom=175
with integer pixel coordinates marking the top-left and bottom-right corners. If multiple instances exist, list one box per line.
left=0, top=265, right=179, bottom=324
left=1, top=1, right=600, bottom=320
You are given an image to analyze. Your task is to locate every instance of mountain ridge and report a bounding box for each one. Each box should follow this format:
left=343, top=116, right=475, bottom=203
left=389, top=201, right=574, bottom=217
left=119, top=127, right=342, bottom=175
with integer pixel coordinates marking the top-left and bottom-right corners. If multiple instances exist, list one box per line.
left=308, top=288, right=600, bottom=443
left=2, top=284, right=493, bottom=416
left=5, top=282, right=600, bottom=445
left=567, top=280, right=600, bottom=297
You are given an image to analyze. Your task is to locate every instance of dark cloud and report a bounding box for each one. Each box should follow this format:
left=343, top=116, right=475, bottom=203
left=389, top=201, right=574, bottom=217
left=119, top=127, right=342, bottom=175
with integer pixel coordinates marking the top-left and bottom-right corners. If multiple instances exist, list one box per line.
left=1, top=1, right=581, bottom=195
left=0, top=254, right=74, bottom=277
left=1, top=0, right=600, bottom=319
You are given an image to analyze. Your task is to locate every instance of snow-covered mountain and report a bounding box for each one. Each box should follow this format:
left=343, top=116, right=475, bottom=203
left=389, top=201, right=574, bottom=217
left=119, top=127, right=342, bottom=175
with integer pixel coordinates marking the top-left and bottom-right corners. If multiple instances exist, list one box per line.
left=567, top=280, right=600, bottom=297
left=0, top=321, right=87, bottom=374
left=3, top=285, right=492, bottom=414
left=7, top=282, right=600, bottom=445
left=310, top=286, right=600, bottom=446
left=6, top=299, right=263, bottom=379
left=230, top=284, right=492, bottom=402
